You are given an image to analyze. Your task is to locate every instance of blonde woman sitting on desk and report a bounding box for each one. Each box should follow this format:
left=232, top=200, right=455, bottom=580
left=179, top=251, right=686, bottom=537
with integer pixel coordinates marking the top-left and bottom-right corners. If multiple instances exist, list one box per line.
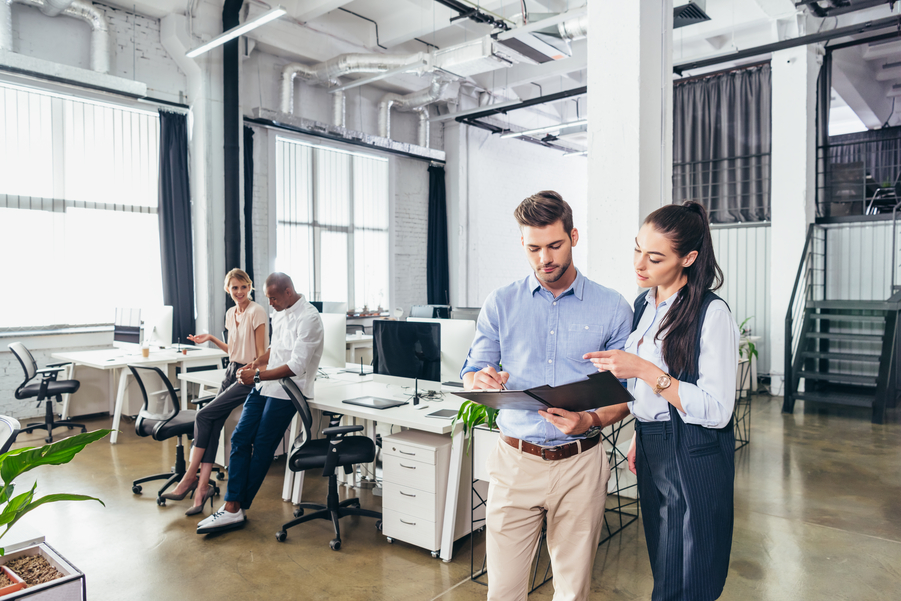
left=161, top=268, right=268, bottom=515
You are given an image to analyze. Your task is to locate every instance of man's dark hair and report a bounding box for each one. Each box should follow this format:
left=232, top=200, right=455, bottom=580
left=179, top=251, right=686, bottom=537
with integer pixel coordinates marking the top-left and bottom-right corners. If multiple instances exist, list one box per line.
left=513, top=190, right=574, bottom=237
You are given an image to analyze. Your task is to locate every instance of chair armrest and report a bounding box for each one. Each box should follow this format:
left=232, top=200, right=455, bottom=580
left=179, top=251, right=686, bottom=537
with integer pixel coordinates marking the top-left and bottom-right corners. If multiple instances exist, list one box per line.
left=36, top=367, right=66, bottom=375
left=322, top=425, right=363, bottom=437
left=46, top=362, right=72, bottom=368
left=194, top=394, right=216, bottom=408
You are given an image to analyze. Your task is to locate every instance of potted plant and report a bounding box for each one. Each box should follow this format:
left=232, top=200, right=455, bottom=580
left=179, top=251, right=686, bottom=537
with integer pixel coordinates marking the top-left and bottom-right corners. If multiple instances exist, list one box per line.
left=738, top=317, right=760, bottom=394
left=0, top=429, right=110, bottom=597
left=453, top=401, right=499, bottom=483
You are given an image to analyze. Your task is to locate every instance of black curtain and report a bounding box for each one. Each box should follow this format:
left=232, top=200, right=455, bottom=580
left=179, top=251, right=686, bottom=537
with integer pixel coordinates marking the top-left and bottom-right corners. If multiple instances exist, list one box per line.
left=816, top=53, right=832, bottom=217
left=426, top=165, right=449, bottom=306
left=243, top=125, right=255, bottom=298
left=673, top=63, right=771, bottom=223
left=158, top=110, right=195, bottom=344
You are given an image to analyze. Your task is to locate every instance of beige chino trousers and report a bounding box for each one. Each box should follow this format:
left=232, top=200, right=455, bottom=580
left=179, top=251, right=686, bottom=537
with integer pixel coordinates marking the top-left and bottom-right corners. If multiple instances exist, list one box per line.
left=485, top=437, right=611, bottom=601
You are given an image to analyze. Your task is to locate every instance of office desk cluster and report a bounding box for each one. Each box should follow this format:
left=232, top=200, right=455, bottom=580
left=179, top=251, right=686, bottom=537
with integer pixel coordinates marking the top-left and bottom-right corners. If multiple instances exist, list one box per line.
left=179, top=366, right=476, bottom=562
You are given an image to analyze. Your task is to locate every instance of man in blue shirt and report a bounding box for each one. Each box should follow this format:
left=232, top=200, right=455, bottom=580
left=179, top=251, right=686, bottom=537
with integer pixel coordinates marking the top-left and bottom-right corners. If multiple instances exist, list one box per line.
left=461, top=191, right=632, bottom=601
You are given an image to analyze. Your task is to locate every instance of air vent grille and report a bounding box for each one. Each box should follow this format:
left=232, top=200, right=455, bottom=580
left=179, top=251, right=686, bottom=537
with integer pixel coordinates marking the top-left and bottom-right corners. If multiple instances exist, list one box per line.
left=674, top=2, right=711, bottom=29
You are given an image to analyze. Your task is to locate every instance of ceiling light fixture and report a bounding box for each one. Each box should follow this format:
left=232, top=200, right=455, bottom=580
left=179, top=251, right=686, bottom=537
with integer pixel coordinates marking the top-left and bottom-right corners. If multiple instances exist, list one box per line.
left=186, top=6, right=287, bottom=58
left=500, top=118, right=587, bottom=139
left=563, top=150, right=587, bottom=158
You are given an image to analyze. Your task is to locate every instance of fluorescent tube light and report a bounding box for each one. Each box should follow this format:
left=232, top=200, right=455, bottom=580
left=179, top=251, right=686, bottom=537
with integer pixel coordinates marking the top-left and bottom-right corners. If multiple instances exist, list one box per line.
left=563, top=150, right=587, bottom=157
left=186, top=6, right=287, bottom=58
left=500, top=118, right=587, bottom=139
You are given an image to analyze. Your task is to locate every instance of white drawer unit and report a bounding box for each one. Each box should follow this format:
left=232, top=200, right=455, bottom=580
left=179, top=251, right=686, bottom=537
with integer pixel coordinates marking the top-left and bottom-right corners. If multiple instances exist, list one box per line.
left=382, top=429, right=480, bottom=557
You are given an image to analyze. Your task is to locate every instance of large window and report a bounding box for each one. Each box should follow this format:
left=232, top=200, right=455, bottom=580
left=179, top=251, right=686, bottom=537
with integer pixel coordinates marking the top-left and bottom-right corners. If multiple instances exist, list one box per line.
left=276, top=137, right=389, bottom=312
left=0, top=81, right=162, bottom=328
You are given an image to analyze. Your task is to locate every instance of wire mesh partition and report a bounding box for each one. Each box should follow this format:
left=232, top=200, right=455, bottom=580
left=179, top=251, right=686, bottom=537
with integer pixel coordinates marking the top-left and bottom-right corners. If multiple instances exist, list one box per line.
left=672, top=153, right=771, bottom=224
left=817, top=132, right=901, bottom=218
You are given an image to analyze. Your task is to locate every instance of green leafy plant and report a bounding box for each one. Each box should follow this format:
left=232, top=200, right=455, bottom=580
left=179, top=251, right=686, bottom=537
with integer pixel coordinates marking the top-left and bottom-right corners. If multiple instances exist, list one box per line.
left=453, top=400, right=499, bottom=454
left=738, top=316, right=758, bottom=361
left=0, top=429, right=111, bottom=554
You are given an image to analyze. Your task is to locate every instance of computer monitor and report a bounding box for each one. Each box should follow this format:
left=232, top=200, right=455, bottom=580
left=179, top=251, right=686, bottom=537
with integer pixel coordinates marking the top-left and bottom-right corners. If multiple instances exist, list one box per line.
left=410, top=304, right=451, bottom=319
left=408, top=317, right=476, bottom=383
left=310, top=301, right=323, bottom=313
left=319, top=313, right=347, bottom=369
left=311, top=301, right=348, bottom=315
left=372, top=320, right=441, bottom=388
left=450, top=307, right=481, bottom=322
left=142, top=306, right=173, bottom=346
left=113, top=308, right=141, bottom=347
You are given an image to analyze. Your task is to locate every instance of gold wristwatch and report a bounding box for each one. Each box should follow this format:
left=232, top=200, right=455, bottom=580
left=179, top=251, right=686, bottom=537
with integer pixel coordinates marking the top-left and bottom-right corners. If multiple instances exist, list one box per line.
left=652, top=373, right=672, bottom=395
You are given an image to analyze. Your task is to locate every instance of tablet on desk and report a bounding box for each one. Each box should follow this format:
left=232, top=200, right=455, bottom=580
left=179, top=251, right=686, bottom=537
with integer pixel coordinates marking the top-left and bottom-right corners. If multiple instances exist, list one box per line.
left=343, top=397, right=408, bottom=410
left=425, top=409, right=458, bottom=419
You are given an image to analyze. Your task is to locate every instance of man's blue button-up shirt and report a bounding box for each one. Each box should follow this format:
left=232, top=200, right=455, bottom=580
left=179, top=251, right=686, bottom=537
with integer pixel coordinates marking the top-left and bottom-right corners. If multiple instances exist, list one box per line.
left=460, top=269, right=633, bottom=446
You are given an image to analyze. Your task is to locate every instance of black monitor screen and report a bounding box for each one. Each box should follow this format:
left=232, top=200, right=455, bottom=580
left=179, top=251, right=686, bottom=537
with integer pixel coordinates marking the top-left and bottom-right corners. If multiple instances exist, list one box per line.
left=372, top=320, right=441, bottom=382
left=114, top=325, right=141, bottom=344
left=310, top=301, right=323, bottom=313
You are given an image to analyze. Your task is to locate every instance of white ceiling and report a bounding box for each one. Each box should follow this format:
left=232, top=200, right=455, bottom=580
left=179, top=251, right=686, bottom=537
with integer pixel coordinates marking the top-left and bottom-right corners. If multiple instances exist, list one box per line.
left=97, top=0, right=901, bottom=130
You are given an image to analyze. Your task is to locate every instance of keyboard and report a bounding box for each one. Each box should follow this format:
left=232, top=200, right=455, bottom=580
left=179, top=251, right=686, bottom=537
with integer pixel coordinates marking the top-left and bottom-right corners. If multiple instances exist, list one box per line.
left=441, top=381, right=464, bottom=388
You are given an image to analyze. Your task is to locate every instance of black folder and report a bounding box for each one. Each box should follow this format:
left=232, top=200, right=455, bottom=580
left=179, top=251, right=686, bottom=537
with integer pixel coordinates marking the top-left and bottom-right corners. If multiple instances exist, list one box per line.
left=452, top=370, right=634, bottom=412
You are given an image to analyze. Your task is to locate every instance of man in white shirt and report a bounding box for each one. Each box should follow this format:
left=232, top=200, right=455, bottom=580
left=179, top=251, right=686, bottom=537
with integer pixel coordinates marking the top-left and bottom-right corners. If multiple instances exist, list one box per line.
left=197, top=272, right=324, bottom=534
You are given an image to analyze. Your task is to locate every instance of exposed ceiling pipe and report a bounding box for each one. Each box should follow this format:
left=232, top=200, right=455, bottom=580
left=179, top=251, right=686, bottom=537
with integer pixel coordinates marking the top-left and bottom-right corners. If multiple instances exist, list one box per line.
left=6, top=0, right=111, bottom=73
left=557, top=14, right=587, bottom=41
left=40, top=0, right=73, bottom=17
left=280, top=52, right=426, bottom=120
left=379, top=77, right=449, bottom=148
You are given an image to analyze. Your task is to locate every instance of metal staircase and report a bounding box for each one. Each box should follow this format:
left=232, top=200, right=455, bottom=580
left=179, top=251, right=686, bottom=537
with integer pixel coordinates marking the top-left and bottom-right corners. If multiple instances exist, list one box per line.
left=783, top=223, right=901, bottom=424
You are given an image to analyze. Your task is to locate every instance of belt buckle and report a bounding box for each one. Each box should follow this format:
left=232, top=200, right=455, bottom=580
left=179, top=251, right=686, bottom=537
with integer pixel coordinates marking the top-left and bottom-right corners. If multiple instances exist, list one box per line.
left=540, top=446, right=559, bottom=460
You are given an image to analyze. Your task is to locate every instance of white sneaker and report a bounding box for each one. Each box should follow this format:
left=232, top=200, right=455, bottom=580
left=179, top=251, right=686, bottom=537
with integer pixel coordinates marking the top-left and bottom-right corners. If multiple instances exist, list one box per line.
left=196, top=505, right=245, bottom=534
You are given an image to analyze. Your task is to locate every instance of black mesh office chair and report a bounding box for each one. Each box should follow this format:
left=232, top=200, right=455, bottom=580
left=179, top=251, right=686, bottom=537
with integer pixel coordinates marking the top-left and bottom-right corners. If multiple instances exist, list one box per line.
left=276, top=378, right=382, bottom=550
left=8, top=342, right=86, bottom=443
left=0, top=415, right=21, bottom=455
left=128, top=365, right=220, bottom=505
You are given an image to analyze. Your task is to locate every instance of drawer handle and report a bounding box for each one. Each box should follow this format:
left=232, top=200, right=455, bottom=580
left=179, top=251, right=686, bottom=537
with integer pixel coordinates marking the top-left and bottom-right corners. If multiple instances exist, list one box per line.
left=400, top=491, right=417, bottom=498
left=398, top=449, right=416, bottom=456
left=400, top=463, right=416, bottom=470
left=400, top=519, right=417, bottom=526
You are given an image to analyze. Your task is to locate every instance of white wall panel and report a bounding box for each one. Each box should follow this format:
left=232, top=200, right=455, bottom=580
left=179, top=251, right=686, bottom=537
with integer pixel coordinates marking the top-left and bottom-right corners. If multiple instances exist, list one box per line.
left=825, top=221, right=901, bottom=301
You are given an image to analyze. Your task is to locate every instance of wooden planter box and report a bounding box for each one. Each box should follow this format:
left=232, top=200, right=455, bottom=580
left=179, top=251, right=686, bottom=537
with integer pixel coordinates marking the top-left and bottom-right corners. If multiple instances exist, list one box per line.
left=0, top=543, right=85, bottom=600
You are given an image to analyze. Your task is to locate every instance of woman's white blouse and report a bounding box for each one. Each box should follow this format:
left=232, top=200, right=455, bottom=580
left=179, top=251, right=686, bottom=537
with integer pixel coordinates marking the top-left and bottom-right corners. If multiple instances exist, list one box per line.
left=626, top=288, right=740, bottom=429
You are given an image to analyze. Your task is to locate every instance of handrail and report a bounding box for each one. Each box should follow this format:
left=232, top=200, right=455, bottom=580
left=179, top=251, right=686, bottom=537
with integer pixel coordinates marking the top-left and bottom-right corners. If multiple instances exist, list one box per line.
left=784, top=223, right=817, bottom=403
left=891, top=200, right=901, bottom=292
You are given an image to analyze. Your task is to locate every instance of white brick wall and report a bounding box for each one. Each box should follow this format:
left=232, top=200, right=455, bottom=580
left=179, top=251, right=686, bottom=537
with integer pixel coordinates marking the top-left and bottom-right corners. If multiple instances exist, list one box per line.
left=393, top=158, right=430, bottom=315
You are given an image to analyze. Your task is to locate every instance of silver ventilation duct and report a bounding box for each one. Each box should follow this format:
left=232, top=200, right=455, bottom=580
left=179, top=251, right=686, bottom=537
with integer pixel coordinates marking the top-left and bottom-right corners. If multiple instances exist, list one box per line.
left=557, top=15, right=587, bottom=41
left=39, top=0, right=73, bottom=17
left=378, top=77, right=448, bottom=148
left=280, top=52, right=427, bottom=121
left=2, top=0, right=111, bottom=73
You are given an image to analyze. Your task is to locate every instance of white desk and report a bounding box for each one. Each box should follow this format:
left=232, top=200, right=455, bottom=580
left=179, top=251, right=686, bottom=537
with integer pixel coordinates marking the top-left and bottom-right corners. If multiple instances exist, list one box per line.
left=51, top=347, right=226, bottom=444
left=177, top=367, right=467, bottom=562
left=345, top=333, right=373, bottom=364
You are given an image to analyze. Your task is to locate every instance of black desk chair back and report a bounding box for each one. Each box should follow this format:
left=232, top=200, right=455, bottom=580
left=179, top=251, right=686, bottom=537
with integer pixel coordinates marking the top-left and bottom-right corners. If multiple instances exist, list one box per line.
left=8, top=342, right=86, bottom=443
left=276, top=378, right=382, bottom=550
left=0, top=415, right=21, bottom=455
left=128, top=365, right=220, bottom=505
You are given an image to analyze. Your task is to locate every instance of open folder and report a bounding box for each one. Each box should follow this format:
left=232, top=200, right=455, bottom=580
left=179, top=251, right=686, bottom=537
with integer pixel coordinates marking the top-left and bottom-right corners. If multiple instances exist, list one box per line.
left=452, top=370, right=634, bottom=412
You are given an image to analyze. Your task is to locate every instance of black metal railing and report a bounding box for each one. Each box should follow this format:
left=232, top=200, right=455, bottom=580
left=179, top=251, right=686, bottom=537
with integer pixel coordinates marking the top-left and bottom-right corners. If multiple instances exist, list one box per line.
left=784, top=224, right=826, bottom=405
left=817, top=137, right=901, bottom=218
left=673, top=153, right=770, bottom=223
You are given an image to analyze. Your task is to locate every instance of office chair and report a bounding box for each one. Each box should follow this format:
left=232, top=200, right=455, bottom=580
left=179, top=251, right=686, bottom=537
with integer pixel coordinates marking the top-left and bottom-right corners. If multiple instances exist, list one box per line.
left=8, top=342, right=86, bottom=443
left=0, top=415, right=21, bottom=455
left=276, top=378, right=382, bottom=550
left=128, top=365, right=220, bottom=505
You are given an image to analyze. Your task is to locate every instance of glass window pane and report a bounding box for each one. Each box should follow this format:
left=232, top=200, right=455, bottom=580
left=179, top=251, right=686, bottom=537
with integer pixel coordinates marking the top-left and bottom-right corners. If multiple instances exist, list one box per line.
left=354, top=229, right=388, bottom=312
left=276, top=223, right=313, bottom=299
left=0, top=88, right=53, bottom=199
left=276, top=139, right=312, bottom=224
left=353, top=154, right=389, bottom=230
left=320, top=230, right=348, bottom=305
left=316, top=148, right=350, bottom=227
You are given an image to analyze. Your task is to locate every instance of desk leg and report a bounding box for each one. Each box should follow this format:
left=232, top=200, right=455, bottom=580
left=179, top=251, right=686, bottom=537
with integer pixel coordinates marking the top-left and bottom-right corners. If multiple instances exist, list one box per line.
left=60, top=363, right=74, bottom=420
left=439, top=421, right=464, bottom=562
left=110, top=369, right=129, bottom=445
left=179, top=360, right=190, bottom=411
left=365, top=419, right=377, bottom=486
left=282, top=414, right=300, bottom=502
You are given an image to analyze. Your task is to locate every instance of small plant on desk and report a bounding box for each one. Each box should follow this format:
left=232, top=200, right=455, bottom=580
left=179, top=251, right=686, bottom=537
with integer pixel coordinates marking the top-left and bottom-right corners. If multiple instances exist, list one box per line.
left=738, top=316, right=758, bottom=361
left=0, top=429, right=111, bottom=555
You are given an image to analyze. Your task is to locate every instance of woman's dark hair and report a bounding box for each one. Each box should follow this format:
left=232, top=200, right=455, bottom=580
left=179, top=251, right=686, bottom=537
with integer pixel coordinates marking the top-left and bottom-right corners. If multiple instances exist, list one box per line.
left=644, top=201, right=723, bottom=378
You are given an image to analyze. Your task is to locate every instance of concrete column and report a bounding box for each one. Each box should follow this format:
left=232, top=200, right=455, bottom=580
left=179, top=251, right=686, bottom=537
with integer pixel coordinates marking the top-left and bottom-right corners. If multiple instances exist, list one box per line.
left=585, top=0, right=673, bottom=300
left=769, top=45, right=821, bottom=392
left=160, top=11, right=227, bottom=339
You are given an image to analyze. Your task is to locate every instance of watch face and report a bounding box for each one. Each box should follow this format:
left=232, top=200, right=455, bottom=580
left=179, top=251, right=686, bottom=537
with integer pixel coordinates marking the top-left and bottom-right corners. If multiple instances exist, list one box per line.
left=658, top=374, right=672, bottom=389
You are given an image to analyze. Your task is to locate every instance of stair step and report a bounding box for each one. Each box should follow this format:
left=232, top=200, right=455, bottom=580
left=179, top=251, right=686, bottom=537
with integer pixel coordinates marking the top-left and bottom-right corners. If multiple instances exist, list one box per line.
left=794, top=391, right=874, bottom=408
left=808, top=300, right=898, bottom=311
left=804, top=332, right=883, bottom=342
left=808, top=314, right=886, bottom=323
left=798, top=371, right=877, bottom=385
left=800, top=351, right=882, bottom=362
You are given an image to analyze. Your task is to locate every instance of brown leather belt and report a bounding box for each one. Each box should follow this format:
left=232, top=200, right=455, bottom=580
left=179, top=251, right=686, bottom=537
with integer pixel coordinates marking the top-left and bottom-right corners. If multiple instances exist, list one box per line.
left=501, top=433, right=600, bottom=461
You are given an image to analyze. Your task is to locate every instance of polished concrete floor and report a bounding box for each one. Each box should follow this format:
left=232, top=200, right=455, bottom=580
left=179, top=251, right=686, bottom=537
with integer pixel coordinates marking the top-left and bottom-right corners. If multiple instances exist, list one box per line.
left=10, top=394, right=901, bottom=600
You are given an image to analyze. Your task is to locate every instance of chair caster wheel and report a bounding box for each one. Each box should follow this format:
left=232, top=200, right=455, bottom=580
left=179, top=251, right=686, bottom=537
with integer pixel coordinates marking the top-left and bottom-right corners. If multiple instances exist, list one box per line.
left=386, top=537, right=394, bottom=544
left=132, top=485, right=142, bottom=494
left=81, top=428, right=87, bottom=433
left=329, top=539, right=341, bottom=551
left=45, top=437, right=52, bottom=444
left=294, top=508, right=304, bottom=518
left=157, top=497, right=166, bottom=506
left=276, top=531, right=287, bottom=542
left=68, top=426, right=74, bottom=430
left=375, top=520, right=382, bottom=532
left=431, top=551, right=439, bottom=559
left=216, top=472, right=225, bottom=481
left=349, top=501, right=360, bottom=508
